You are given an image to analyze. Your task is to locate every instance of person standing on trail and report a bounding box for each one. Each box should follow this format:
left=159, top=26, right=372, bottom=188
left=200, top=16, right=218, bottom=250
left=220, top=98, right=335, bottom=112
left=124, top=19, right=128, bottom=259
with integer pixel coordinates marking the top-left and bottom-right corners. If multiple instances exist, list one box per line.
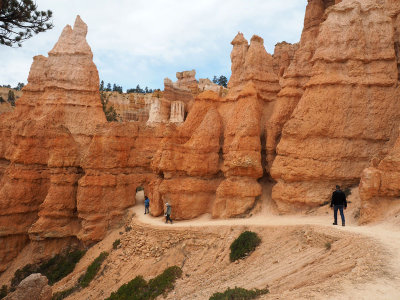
left=330, top=185, right=347, bottom=226
left=144, top=196, right=150, bottom=214
left=165, top=202, right=172, bottom=224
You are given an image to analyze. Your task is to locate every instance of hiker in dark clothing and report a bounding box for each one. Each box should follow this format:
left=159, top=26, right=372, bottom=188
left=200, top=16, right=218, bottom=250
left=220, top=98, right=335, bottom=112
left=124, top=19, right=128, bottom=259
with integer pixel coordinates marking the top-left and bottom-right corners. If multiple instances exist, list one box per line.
left=144, top=196, right=150, bottom=214
left=165, top=202, right=172, bottom=224
left=331, top=185, right=347, bottom=226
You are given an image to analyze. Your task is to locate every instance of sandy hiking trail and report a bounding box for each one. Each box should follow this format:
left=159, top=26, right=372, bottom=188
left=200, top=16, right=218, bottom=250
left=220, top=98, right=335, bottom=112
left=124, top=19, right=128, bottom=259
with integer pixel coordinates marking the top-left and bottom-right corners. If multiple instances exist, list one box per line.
left=22, top=185, right=398, bottom=300
left=129, top=197, right=400, bottom=300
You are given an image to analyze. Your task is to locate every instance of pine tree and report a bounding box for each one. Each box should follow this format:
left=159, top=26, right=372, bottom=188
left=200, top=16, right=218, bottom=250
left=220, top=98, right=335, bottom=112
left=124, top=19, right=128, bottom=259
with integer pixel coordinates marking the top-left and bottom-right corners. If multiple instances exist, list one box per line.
left=0, top=0, right=53, bottom=47
left=7, top=89, right=15, bottom=106
left=99, top=80, right=104, bottom=91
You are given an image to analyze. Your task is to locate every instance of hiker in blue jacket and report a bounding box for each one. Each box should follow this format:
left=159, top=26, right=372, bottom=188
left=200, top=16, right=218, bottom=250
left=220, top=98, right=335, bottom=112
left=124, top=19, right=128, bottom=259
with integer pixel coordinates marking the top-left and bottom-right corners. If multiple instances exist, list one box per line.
left=144, top=196, right=150, bottom=214
left=330, top=185, right=347, bottom=226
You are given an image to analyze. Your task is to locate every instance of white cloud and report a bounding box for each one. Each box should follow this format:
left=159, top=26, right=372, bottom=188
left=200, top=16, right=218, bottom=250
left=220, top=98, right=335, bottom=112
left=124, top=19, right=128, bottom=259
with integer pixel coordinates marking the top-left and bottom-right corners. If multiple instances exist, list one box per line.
left=0, top=0, right=307, bottom=89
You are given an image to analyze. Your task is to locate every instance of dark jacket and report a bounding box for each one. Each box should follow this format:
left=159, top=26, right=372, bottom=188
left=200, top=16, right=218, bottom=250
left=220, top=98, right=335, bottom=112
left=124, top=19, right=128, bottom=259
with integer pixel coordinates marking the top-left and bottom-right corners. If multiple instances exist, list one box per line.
left=331, top=190, right=347, bottom=208
left=166, top=205, right=171, bottom=215
left=145, top=198, right=150, bottom=206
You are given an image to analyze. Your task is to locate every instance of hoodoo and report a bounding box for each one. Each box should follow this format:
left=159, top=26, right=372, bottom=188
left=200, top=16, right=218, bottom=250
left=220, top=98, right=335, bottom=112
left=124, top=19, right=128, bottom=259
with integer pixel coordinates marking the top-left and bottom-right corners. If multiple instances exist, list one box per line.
left=1, top=0, right=400, bottom=279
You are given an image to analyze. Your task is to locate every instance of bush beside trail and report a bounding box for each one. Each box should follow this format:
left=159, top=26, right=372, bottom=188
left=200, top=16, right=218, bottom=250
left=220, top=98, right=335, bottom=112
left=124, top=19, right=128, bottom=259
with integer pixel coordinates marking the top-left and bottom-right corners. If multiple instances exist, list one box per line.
left=230, top=231, right=261, bottom=262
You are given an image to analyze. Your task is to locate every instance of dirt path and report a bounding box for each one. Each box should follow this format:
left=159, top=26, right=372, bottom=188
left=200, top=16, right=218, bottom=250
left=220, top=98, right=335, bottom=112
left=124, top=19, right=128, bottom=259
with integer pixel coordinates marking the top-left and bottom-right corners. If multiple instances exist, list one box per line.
left=132, top=204, right=400, bottom=299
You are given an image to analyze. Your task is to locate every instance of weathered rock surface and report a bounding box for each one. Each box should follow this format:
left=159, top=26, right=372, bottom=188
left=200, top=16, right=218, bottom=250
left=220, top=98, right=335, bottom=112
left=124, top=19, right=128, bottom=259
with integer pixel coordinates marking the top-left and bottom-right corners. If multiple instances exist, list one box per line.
left=152, top=92, right=223, bottom=219
left=77, top=123, right=165, bottom=241
left=271, top=0, right=400, bottom=212
left=4, top=273, right=52, bottom=300
left=266, top=0, right=330, bottom=170
left=106, top=92, right=156, bottom=122
left=359, top=132, right=400, bottom=223
left=0, top=16, right=105, bottom=271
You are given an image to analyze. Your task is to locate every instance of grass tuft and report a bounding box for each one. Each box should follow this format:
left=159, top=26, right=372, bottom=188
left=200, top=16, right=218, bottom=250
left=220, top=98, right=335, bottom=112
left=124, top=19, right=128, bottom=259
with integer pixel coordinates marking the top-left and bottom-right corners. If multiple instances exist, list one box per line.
left=209, top=287, right=269, bottom=300
left=230, top=231, right=261, bottom=262
left=325, top=242, right=332, bottom=250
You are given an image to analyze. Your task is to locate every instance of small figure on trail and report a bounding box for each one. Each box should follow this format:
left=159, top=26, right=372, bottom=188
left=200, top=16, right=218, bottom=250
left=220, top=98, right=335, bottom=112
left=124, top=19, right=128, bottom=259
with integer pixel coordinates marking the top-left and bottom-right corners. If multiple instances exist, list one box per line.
left=330, top=185, right=347, bottom=226
left=144, top=196, right=150, bottom=214
left=165, top=202, right=172, bottom=224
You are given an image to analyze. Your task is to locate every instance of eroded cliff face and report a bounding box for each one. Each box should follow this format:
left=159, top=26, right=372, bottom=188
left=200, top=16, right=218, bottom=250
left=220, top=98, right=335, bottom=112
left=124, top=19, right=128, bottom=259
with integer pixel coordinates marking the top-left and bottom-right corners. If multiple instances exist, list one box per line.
left=0, top=16, right=106, bottom=272
left=266, top=0, right=330, bottom=170
left=2, top=0, right=400, bottom=275
left=271, top=0, right=400, bottom=212
left=359, top=134, right=400, bottom=223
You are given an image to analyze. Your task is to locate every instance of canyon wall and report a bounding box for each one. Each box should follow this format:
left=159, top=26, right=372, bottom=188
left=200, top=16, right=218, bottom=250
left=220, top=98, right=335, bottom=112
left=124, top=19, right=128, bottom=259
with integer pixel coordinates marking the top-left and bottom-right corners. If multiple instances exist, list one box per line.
left=270, top=0, right=400, bottom=212
left=1, top=0, right=400, bottom=274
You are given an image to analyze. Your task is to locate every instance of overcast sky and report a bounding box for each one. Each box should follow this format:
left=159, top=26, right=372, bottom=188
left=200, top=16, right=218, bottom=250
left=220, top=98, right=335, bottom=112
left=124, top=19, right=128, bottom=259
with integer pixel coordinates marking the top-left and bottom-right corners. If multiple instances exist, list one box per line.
left=0, top=0, right=307, bottom=91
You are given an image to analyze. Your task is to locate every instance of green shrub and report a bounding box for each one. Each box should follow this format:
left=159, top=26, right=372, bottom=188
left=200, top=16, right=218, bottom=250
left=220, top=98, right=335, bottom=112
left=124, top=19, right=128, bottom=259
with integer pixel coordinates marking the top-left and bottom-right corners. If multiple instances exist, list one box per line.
left=147, top=266, right=182, bottom=298
left=39, top=250, right=86, bottom=285
left=106, top=266, right=182, bottom=300
left=79, top=252, right=109, bottom=288
left=11, top=264, right=37, bottom=288
left=106, top=276, right=148, bottom=300
left=209, top=287, right=269, bottom=300
left=11, top=250, right=86, bottom=287
left=52, top=286, right=79, bottom=300
left=230, top=231, right=261, bottom=262
left=113, top=239, right=121, bottom=250
left=0, top=285, right=8, bottom=299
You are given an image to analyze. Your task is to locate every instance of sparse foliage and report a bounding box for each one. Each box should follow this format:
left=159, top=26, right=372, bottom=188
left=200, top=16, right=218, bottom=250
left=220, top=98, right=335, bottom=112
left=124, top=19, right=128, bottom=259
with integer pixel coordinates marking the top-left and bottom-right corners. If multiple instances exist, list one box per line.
left=14, top=82, right=24, bottom=90
left=209, top=286, right=269, bottom=300
left=0, top=96, right=5, bottom=103
left=100, top=92, right=119, bottom=122
left=52, top=286, right=78, bottom=300
left=127, top=84, right=154, bottom=94
left=325, top=242, right=332, bottom=251
left=79, top=251, right=109, bottom=288
left=113, top=239, right=121, bottom=249
left=7, top=89, right=15, bottom=106
left=212, top=75, right=228, bottom=88
left=112, top=83, right=123, bottom=93
left=0, top=0, right=53, bottom=47
left=106, top=266, right=182, bottom=300
left=230, top=231, right=261, bottom=262
left=0, top=285, right=8, bottom=299
left=11, top=250, right=86, bottom=288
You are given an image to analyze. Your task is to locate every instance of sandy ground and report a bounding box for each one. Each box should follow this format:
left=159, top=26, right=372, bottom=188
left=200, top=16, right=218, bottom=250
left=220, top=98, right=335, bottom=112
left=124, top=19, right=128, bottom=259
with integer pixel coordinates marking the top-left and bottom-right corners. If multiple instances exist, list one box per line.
left=44, top=186, right=400, bottom=300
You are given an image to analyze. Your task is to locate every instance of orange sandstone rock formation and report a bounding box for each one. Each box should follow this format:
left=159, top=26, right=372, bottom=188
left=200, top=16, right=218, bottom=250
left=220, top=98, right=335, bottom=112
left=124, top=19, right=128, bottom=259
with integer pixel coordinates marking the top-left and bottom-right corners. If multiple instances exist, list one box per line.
left=2, top=0, right=400, bottom=276
left=270, top=0, right=400, bottom=212
left=0, top=16, right=106, bottom=272
left=266, top=0, right=332, bottom=170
